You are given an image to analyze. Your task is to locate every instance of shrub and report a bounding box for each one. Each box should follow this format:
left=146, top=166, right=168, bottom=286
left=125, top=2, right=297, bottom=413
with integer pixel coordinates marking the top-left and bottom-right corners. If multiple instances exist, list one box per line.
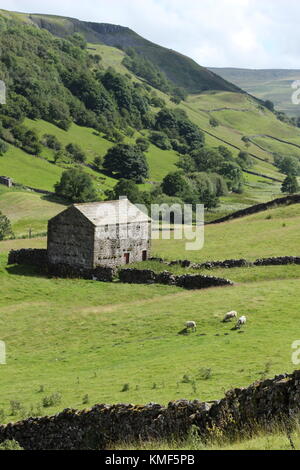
left=149, top=131, right=172, bottom=150
left=42, top=392, right=62, bottom=408
left=0, top=440, right=23, bottom=450
left=10, top=400, right=22, bottom=416
left=0, top=139, right=8, bottom=156
left=0, top=211, right=13, bottom=241
left=209, top=117, right=219, bottom=127
left=82, top=394, right=90, bottom=405
left=42, top=134, right=61, bottom=151
left=65, top=143, right=87, bottom=164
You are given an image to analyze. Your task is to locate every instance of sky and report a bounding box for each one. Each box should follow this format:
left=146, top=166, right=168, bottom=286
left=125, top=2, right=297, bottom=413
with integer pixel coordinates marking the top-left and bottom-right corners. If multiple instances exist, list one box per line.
left=1, top=0, right=299, bottom=69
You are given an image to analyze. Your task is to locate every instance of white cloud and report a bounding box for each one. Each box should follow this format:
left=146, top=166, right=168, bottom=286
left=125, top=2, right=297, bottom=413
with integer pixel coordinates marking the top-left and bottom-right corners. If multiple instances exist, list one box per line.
left=1, top=0, right=300, bottom=69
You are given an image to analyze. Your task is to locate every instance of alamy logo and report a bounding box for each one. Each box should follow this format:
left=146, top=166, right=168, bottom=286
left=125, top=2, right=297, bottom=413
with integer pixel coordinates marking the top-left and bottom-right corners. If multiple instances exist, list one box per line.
left=0, top=341, right=6, bottom=365
left=95, top=198, right=205, bottom=251
left=0, top=81, right=6, bottom=105
left=291, top=80, right=300, bottom=105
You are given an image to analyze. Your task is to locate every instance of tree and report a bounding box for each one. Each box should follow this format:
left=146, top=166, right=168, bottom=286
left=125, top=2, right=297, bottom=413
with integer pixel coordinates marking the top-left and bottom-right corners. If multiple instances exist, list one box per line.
left=237, top=151, right=254, bottom=169
left=191, top=147, right=224, bottom=172
left=281, top=175, right=300, bottom=194
left=0, top=139, right=8, bottom=156
left=209, top=117, right=219, bottom=128
left=265, top=100, right=274, bottom=112
left=65, top=143, right=86, bottom=164
left=149, top=131, right=172, bottom=150
left=103, top=144, right=149, bottom=183
left=274, top=155, right=300, bottom=176
left=218, top=146, right=233, bottom=161
left=176, top=155, right=196, bottom=172
left=0, top=211, right=13, bottom=240
left=53, top=150, right=65, bottom=164
left=210, top=173, right=228, bottom=197
left=112, top=179, right=141, bottom=203
left=135, top=137, right=149, bottom=152
left=42, top=134, right=61, bottom=151
left=219, top=161, right=244, bottom=192
left=54, top=169, right=97, bottom=202
left=93, top=155, right=103, bottom=171
left=162, top=171, right=189, bottom=197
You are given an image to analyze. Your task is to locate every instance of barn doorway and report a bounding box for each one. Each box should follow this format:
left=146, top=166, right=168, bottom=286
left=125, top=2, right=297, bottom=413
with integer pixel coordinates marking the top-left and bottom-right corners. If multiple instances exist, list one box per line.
left=142, top=250, right=148, bottom=261
left=124, top=253, right=130, bottom=264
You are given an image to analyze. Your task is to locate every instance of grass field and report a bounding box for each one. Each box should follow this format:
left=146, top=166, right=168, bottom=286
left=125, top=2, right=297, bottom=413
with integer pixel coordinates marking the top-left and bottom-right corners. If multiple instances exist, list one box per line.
left=0, top=202, right=299, bottom=426
left=0, top=187, right=66, bottom=237
left=113, top=428, right=300, bottom=450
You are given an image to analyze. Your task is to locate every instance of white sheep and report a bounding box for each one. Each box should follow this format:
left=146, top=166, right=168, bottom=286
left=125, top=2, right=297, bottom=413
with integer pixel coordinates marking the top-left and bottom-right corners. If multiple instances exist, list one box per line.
left=186, top=321, right=197, bottom=332
left=236, top=316, right=247, bottom=328
left=222, top=310, right=237, bottom=322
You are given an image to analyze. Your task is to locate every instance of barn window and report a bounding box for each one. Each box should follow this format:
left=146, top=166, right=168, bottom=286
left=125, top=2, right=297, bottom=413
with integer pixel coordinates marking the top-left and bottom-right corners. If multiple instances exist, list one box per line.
left=136, top=224, right=141, bottom=231
left=104, top=225, right=108, bottom=232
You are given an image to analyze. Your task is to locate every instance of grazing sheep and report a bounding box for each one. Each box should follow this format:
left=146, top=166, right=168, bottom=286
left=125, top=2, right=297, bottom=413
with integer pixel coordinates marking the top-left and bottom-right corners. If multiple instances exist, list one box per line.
left=186, top=321, right=197, bottom=332
left=236, top=316, right=247, bottom=329
left=222, top=310, right=237, bottom=322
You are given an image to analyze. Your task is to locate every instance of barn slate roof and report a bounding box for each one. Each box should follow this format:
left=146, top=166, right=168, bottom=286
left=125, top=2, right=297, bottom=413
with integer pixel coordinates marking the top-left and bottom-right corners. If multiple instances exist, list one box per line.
left=73, top=198, right=151, bottom=226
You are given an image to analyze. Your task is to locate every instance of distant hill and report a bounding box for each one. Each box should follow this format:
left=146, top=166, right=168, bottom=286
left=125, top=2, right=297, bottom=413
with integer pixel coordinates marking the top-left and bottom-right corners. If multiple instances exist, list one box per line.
left=3, top=11, right=243, bottom=95
left=209, top=68, right=300, bottom=117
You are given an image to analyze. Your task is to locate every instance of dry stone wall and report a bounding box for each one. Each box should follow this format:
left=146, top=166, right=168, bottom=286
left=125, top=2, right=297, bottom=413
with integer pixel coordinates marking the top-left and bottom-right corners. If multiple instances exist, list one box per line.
left=8, top=249, right=48, bottom=267
left=210, top=194, right=300, bottom=224
left=1, top=371, right=300, bottom=450
left=119, top=268, right=234, bottom=289
left=150, top=256, right=300, bottom=269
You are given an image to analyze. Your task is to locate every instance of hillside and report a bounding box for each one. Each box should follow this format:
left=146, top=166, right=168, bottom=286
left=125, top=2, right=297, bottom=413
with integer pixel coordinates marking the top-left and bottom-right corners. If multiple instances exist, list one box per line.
left=0, top=10, right=300, bottom=236
left=210, top=67, right=300, bottom=117
left=1, top=10, right=242, bottom=94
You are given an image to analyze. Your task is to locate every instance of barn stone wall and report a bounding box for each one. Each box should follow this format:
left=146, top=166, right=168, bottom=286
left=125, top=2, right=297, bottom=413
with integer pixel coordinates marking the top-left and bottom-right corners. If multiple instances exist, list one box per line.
left=48, top=207, right=95, bottom=269
left=93, top=221, right=151, bottom=268
left=1, top=371, right=300, bottom=450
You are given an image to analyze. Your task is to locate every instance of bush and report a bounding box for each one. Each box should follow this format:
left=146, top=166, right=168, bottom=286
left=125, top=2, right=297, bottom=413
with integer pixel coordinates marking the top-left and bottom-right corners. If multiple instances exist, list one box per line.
left=0, top=440, right=23, bottom=450
left=135, top=137, right=149, bottom=152
left=0, top=211, right=13, bottom=241
left=281, top=175, right=300, bottom=194
left=65, top=143, right=87, bottom=164
left=0, top=139, right=8, bottom=156
left=42, top=392, right=62, bottom=408
left=209, top=117, right=219, bottom=127
left=55, top=169, right=98, bottom=202
left=149, top=131, right=172, bottom=150
left=42, top=134, right=61, bottom=151
left=93, top=155, right=103, bottom=170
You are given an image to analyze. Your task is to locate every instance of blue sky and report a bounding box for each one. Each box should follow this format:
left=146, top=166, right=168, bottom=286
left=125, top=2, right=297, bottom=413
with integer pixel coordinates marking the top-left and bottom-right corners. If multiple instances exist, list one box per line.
left=1, top=0, right=299, bottom=69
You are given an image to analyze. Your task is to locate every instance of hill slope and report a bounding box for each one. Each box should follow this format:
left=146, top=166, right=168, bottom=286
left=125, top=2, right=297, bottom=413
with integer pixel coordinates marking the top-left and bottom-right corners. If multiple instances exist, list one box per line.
left=210, top=67, right=300, bottom=117
left=2, top=10, right=243, bottom=94
left=0, top=9, right=300, bottom=232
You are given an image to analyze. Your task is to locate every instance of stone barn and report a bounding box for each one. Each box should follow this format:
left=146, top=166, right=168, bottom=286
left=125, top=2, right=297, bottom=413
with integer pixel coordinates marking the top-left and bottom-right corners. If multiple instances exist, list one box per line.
left=47, top=198, right=151, bottom=269
left=0, top=176, right=13, bottom=188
